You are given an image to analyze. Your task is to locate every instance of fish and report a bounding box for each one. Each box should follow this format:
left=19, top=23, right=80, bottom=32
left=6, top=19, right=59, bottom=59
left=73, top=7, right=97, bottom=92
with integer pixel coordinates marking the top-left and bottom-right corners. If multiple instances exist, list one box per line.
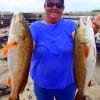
left=74, top=16, right=97, bottom=100
left=2, top=13, right=33, bottom=100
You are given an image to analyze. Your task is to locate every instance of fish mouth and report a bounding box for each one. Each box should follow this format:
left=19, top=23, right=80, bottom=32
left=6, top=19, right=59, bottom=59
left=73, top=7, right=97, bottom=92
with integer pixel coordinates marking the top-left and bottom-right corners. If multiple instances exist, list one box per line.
left=12, top=13, right=25, bottom=23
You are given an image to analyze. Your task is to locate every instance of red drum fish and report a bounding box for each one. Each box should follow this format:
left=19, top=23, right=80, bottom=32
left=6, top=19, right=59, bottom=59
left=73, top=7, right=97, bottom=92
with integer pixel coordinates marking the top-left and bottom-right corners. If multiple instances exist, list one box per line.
left=74, top=16, right=97, bottom=100
left=2, top=13, right=33, bottom=100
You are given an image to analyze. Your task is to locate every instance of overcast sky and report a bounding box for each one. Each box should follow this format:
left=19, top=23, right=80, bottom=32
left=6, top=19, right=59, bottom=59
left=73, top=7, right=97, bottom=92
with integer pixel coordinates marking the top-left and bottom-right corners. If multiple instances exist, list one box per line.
left=0, top=0, right=100, bottom=13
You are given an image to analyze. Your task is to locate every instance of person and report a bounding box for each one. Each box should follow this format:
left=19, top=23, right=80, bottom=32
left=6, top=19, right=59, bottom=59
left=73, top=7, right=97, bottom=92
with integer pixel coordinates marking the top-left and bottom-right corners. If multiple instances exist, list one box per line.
left=92, top=15, right=100, bottom=40
left=29, top=0, right=87, bottom=100
left=93, top=14, right=100, bottom=53
left=92, top=14, right=100, bottom=34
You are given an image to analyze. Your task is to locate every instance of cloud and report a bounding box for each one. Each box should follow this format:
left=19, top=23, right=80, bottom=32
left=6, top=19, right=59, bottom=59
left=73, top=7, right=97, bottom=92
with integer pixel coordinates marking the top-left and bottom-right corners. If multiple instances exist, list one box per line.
left=0, top=0, right=100, bottom=12
left=64, top=0, right=100, bottom=11
left=0, top=0, right=44, bottom=7
left=89, top=0, right=100, bottom=4
left=70, top=0, right=100, bottom=3
left=0, top=0, right=44, bottom=12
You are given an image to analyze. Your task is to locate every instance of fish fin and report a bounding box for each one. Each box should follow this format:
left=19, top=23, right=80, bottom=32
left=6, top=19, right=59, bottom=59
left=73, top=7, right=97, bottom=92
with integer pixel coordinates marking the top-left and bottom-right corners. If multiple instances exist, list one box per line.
left=85, top=45, right=90, bottom=58
left=7, top=75, right=12, bottom=87
left=8, top=95, right=19, bottom=100
left=19, top=76, right=29, bottom=93
left=94, top=47, right=96, bottom=58
left=2, top=42, right=17, bottom=57
left=74, top=91, right=79, bottom=100
left=88, top=80, right=92, bottom=87
left=75, top=91, right=85, bottom=100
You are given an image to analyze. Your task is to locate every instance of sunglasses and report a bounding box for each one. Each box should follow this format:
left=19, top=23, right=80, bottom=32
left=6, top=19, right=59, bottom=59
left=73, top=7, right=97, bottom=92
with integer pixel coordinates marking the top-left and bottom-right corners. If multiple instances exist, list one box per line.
left=46, top=2, right=64, bottom=9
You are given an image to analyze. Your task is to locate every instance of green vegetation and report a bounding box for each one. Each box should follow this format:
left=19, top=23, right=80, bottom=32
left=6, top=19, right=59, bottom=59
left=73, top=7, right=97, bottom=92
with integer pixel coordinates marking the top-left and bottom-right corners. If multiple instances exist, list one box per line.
left=91, top=10, right=100, bottom=12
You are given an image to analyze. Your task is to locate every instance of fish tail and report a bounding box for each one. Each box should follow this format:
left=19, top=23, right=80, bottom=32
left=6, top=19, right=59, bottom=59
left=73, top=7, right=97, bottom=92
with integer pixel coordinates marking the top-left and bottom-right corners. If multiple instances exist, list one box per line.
left=74, top=91, right=80, bottom=100
left=8, top=95, right=19, bottom=100
left=8, top=96, right=14, bottom=100
left=88, top=80, right=92, bottom=87
left=2, top=42, right=17, bottom=56
left=7, top=75, right=12, bottom=87
left=94, top=47, right=96, bottom=58
left=74, top=91, right=85, bottom=100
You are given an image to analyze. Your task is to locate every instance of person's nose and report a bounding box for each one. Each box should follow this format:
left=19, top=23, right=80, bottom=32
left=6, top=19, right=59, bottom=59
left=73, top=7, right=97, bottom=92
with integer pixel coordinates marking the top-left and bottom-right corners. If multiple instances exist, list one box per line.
left=52, top=5, right=57, bottom=9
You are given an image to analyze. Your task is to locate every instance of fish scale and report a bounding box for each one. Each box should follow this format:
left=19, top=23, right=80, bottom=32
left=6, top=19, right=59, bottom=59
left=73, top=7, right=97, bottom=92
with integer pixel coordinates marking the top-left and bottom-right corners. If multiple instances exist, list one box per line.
left=2, top=13, right=33, bottom=100
left=74, top=16, right=96, bottom=100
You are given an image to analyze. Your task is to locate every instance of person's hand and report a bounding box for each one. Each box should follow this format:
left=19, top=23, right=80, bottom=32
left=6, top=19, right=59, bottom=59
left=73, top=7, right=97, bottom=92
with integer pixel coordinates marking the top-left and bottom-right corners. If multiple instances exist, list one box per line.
left=92, top=15, right=100, bottom=34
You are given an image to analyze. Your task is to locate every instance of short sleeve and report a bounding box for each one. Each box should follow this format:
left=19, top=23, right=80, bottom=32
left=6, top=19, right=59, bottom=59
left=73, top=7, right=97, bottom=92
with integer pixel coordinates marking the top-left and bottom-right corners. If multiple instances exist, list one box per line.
left=29, top=23, right=38, bottom=43
left=64, top=19, right=77, bottom=38
left=69, top=20, right=77, bottom=33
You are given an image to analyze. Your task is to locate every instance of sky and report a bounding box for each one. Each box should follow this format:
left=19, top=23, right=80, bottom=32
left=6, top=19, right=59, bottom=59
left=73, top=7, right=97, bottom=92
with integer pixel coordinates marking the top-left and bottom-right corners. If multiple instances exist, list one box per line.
left=0, top=0, right=100, bottom=13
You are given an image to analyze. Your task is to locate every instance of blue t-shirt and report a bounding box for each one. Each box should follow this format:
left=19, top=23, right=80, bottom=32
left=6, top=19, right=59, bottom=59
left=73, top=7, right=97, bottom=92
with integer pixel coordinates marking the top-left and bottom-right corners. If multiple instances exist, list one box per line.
left=29, top=18, right=77, bottom=89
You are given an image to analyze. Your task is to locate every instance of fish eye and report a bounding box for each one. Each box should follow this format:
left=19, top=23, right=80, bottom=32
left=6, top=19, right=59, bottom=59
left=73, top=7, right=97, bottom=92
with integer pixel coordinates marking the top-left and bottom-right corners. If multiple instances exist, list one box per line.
left=19, top=21, right=22, bottom=23
left=77, top=23, right=80, bottom=28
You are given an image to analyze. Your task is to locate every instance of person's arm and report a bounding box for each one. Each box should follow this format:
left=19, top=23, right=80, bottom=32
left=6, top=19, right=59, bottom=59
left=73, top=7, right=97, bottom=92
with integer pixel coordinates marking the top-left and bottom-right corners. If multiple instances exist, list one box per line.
left=33, top=40, right=36, bottom=51
left=92, top=21, right=99, bottom=34
left=29, top=23, right=38, bottom=51
left=72, top=31, right=75, bottom=40
left=92, top=15, right=100, bottom=34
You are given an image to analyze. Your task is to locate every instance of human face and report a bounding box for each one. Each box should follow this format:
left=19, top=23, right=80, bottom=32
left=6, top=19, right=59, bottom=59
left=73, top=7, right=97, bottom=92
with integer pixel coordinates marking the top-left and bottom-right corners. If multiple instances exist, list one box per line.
left=44, top=0, right=64, bottom=24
